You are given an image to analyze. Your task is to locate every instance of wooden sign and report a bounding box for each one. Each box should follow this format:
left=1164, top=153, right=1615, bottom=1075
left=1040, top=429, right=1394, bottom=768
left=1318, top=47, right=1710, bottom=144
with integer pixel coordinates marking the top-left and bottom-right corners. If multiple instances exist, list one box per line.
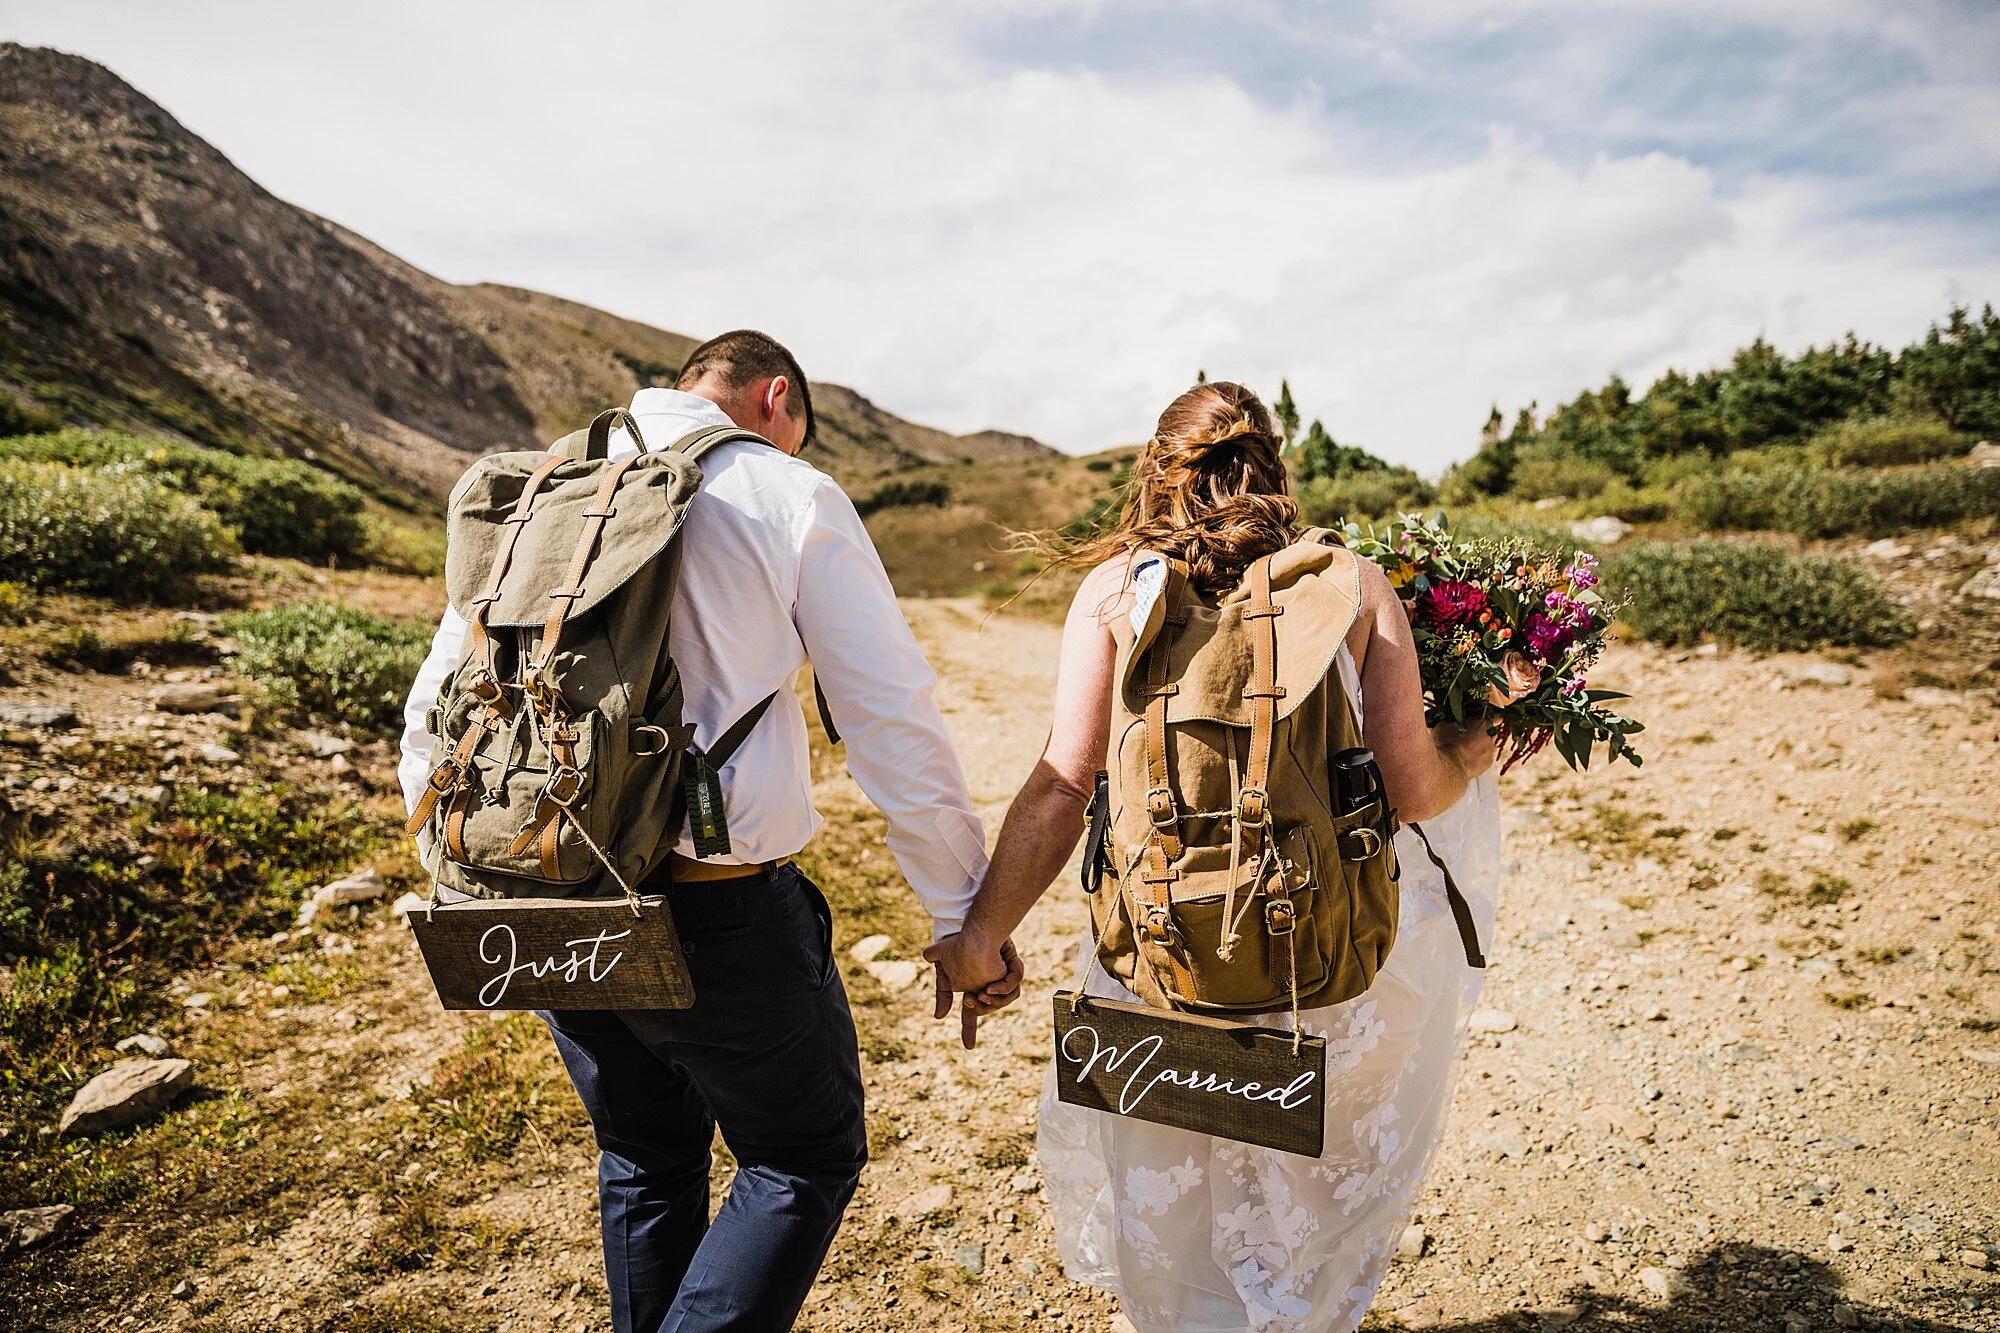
left=1052, top=991, right=1326, bottom=1158
left=407, top=896, right=694, bottom=1011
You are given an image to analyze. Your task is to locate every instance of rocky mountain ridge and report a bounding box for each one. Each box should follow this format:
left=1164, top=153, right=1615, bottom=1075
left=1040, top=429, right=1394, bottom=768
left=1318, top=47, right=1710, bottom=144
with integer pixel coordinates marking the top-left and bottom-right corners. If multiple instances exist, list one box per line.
left=0, top=42, right=1054, bottom=501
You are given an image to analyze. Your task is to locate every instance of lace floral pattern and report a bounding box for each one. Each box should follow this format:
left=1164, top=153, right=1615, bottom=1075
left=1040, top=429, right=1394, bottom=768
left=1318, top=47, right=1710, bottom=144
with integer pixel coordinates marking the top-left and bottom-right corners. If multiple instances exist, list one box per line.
left=1038, top=758, right=1503, bottom=1333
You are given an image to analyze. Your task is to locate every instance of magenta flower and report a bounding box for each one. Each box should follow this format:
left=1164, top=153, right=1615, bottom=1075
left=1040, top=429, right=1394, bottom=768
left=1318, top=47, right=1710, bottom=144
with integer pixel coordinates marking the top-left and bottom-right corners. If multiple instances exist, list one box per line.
left=1564, top=553, right=1599, bottom=591
left=1418, top=579, right=1488, bottom=630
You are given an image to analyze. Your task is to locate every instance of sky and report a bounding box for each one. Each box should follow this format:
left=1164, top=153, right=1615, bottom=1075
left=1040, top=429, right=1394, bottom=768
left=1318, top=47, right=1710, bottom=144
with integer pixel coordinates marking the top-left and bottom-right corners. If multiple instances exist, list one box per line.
left=4, top=1, right=1997, bottom=469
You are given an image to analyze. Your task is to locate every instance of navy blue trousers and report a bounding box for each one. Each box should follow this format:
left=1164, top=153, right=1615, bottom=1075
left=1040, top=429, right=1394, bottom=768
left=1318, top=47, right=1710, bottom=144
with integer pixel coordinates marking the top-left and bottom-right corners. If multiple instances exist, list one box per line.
left=542, top=864, right=867, bottom=1333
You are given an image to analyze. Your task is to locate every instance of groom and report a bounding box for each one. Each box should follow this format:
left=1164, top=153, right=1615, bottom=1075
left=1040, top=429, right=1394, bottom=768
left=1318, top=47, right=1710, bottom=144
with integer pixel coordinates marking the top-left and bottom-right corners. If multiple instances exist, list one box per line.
left=399, top=330, right=1021, bottom=1331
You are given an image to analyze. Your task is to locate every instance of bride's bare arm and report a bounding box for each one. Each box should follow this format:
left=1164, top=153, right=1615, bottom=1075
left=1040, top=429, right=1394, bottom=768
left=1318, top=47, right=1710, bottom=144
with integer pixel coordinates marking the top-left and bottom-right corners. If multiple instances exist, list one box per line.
left=1346, top=556, right=1496, bottom=823
left=957, top=561, right=1124, bottom=959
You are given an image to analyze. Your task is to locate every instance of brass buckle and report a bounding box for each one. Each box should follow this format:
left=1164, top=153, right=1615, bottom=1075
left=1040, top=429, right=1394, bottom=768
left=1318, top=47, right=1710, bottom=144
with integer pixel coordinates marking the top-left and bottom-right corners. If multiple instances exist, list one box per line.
left=424, top=760, right=462, bottom=795
left=546, top=766, right=585, bottom=806
left=466, top=671, right=503, bottom=703
left=1237, top=786, right=1268, bottom=825
left=1143, top=905, right=1180, bottom=946
left=1265, top=898, right=1297, bottom=937
left=1146, top=787, right=1176, bottom=829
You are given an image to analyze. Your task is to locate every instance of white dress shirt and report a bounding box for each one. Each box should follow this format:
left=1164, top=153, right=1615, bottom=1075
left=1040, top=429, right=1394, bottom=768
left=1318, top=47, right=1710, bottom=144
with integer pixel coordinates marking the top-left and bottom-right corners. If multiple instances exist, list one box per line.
left=398, top=388, right=988, bottom=938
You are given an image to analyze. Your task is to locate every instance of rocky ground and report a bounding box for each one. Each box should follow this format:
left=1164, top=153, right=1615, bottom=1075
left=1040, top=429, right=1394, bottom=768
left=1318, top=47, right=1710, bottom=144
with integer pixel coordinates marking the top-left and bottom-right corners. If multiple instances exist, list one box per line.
left=1, top=570, right=1997, bottom=1332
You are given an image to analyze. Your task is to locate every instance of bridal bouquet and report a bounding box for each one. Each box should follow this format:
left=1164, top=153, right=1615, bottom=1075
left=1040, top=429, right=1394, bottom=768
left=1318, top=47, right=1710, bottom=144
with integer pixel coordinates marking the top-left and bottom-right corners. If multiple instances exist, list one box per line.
left=1338, top=513, right=1643, bottom=773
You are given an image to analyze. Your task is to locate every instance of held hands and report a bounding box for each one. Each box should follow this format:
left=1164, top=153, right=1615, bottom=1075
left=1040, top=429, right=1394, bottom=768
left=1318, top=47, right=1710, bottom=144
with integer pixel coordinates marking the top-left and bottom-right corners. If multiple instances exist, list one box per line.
left=923, top=928, right=1024, bottom=1049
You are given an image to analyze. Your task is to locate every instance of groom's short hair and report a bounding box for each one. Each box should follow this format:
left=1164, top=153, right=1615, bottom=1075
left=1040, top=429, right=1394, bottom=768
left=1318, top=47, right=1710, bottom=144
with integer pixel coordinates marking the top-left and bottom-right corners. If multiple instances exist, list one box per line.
left=677, top=330, right=816, bottom=447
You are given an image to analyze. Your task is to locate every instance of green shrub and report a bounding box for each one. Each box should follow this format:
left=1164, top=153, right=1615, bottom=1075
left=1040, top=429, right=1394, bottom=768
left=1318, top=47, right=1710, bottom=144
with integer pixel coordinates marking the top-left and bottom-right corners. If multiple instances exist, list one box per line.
left=0, top=395, right=60, bottom=436
left=1675, top=462, right=2000, bottom=537
left=1507, top=453, right=1619, bottom=500
left=1806, top=416, right=1971, bottom=467
left=1296, top=469, right=1437, bottom=524
left=0, top=460, right=238, bottom=599
left=227, top=600, right=431, bottom=729
left=1604, top=539, right=1912, bottom=651
left=855, top=478, right=952, bottom=517
left=0, top=429, right=368, bottom=561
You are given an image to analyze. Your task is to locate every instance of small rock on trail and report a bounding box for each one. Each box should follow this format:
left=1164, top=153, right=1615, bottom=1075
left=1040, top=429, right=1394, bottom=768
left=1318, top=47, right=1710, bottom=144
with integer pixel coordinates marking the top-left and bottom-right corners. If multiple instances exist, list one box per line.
left=113, top=1032, right=171, bottom=1058
left=1467, top=1008, right=1516, bottom=1033
left=58, top=1058, right=194, bottom=1136
left=0, top=703, right=76, bottom=729
left=0, top=1204, right=73, bottom=1254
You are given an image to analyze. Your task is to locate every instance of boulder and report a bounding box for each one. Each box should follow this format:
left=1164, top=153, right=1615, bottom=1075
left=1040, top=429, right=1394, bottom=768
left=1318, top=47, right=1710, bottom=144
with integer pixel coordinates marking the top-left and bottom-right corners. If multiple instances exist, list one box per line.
left=1788, top=662, right=1853, bottom=688
left=0, top=1204, right=73, bottom=1254
left=295, top=868, right=389, bottom=926
left=59, top=1058, right=195, bottom=1136
left=1568, top=516, right=1632, bottom=545
left=195, top=743, right=241, bottom=765
left=300, top=730, right=355, bottom=757
left=848, top=933, right=893, bottom=963
left=151, top=682, right=241, bottom=715
left=865, top=959, right=924, bottom=992
left=1863, top=538, right=1911, bottom=560
left=390, top=890, right=431, bottom=921
left=0, top=703, right=77, bottom=729
left=1969, top=440, right=1999, bottom=467
left=1395, top=1225, right=1428, bottom=1261
left=114, top=1032, right=171, bottom=1058
left=1961, top=566, right=2000, bottom=601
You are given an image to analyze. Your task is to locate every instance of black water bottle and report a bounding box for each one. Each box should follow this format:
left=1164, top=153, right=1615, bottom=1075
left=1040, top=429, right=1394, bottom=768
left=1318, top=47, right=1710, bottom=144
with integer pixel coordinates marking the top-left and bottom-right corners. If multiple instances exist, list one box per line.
left=1332, top=747, right=1383, bottom=817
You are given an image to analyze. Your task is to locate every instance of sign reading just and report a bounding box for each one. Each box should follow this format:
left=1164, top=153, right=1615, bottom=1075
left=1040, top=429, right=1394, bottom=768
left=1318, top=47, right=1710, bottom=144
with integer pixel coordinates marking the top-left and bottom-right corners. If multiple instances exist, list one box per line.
left=1052, top=991, right=1327, bottom=1157
left=407, top=896, right=695, bottom=1011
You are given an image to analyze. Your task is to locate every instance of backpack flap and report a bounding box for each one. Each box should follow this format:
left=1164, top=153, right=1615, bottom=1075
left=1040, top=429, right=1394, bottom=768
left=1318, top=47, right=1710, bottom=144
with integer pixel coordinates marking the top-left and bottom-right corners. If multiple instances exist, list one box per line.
left=443, top=449, right=702, bottom=627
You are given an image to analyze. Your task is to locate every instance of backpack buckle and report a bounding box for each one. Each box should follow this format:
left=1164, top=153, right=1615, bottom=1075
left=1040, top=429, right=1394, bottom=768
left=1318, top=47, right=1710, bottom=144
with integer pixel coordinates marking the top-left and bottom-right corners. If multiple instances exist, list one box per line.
left=1146, top=787, right=1177, bottom=829
left=1237, top=786, right=1268, bottom=825
left=546, top=765, right=585, bottom=806
left=424, top=760, right=462, bottom=795
left=1265, top=897, right=1297, bottom=937
left=1142, top=904, right=1181, bottom=946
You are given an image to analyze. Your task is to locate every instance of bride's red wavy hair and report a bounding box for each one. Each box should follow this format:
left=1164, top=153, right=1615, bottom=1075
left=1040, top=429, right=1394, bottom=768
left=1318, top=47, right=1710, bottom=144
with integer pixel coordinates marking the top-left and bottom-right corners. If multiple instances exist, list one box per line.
left=1039, top=381, right=1297, bottom=599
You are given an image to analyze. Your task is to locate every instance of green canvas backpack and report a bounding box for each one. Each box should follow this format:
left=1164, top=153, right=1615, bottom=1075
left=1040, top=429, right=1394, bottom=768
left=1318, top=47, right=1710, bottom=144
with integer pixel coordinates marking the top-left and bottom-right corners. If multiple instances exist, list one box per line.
left=404, top=408, right=833, bottom=900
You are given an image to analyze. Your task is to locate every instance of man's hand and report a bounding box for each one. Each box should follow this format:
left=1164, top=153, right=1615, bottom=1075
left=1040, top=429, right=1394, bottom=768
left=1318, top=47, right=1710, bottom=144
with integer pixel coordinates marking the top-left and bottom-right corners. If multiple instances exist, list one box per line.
left=923, top=930, right=1024, bottom=1049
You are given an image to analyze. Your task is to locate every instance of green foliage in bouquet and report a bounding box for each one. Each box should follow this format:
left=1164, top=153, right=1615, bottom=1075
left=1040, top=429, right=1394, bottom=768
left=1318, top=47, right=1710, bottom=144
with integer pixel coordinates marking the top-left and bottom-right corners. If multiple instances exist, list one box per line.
left=1339, top=512, right=1643, bottom=773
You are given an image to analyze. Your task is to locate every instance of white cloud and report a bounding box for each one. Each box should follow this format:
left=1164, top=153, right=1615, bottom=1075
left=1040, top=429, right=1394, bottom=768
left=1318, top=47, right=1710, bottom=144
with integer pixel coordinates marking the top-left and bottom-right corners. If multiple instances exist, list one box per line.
left=2, top=0, right=1996, bottom=468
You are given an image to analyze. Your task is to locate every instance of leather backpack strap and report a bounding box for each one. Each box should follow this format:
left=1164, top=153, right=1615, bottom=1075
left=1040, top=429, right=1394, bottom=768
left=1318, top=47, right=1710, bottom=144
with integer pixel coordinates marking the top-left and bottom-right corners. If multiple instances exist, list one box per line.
left=1131, top=562, right=1198, bottom=1000
left=670, top=423, right=766, bottom=464
left=529, top=452, right=646, bottom=679
left=1408, top=821, right=1486, bottom=969
left=1238, top=553, right=1285, bottom=845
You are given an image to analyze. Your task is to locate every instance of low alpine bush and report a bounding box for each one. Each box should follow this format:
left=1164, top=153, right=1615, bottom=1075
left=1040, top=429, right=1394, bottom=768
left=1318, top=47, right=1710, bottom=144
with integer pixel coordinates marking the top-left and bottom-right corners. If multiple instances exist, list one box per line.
left=1675, top=461, right=2000, bottom=537
left=226, top=600, right=431, bottom=730
left=1603, top=539, right=1913, bottom=651
left=0, top=460, right=238, bottom=599
left=0, top=429, right=368, bottom=561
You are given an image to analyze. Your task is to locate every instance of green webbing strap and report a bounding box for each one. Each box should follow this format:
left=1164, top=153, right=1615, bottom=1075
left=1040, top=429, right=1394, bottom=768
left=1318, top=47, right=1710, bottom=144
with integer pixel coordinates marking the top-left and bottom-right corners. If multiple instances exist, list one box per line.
left=704, top=690, right=780, bottom=770
left=670, top=423, right=765, bottom=463
left=682, top=690, right=779, bottom=859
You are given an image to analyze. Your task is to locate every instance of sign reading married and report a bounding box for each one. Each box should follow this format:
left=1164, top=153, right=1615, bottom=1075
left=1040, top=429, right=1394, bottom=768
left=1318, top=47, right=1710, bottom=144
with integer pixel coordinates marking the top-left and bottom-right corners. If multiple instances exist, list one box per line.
left=1052, top=991, right=1327, bottom=1157
left=407, top=896, right=695, bottom=1011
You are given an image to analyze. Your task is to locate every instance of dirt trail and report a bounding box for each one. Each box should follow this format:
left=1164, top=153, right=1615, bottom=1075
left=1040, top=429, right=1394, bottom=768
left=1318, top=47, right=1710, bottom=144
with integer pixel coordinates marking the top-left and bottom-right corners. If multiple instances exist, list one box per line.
left=14, top=596, right=2000, bottom=1332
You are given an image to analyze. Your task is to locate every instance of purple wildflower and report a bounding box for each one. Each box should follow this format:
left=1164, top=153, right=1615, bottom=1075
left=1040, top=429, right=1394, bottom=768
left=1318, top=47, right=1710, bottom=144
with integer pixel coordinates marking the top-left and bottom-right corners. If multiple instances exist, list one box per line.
left=1564, top=552, right=1599, bottom=591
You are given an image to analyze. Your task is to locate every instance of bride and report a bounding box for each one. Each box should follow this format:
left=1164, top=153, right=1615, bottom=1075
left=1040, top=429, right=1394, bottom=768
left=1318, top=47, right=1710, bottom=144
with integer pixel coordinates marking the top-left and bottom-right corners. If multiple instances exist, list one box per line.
left=933, top=381, right=1501, bottom=1332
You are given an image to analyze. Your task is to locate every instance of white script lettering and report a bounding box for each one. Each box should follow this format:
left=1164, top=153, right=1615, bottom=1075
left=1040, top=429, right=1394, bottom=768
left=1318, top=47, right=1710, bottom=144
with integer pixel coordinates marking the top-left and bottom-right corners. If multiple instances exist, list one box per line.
left=476, top=925, right=631, bottom=1008
left=1059, top=1023, right=1318, bottom=1117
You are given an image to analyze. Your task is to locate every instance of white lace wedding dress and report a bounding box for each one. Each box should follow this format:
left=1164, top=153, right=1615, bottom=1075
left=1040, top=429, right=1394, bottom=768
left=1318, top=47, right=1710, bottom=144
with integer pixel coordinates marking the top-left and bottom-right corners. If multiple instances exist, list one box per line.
left=1037, top=653, right=1502, bottom=1333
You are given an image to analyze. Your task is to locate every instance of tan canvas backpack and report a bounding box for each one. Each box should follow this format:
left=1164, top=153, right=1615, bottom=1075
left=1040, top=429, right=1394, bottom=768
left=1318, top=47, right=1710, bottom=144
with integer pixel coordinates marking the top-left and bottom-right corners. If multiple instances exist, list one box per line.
left=404, top=408, right=838, bottom=901
left=1082, top=531, right=1485, bottom=1020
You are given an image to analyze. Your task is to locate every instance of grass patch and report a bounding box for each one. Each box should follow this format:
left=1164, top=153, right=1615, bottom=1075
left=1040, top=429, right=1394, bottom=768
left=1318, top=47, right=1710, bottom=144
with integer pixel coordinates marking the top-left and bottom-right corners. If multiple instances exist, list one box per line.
left=1603, top=540, right=1913, bottom=651
left=1838, top=819, right=1876, bottom=842
left=1755, top=869, right=1792, bottom=898
left=1805, top=875, right=1852, bottom=906
left=1823, top=990, right=1872, bottom=1010
left=227, top=600, right=431, bottom=731
left=410, top=1015, right=577, bottom=1163
left=855, top=479, right=952, bottom=518
left=1676, top=459, right=2000, bottom=538
left=1852, top=946, right=1911, bottom=964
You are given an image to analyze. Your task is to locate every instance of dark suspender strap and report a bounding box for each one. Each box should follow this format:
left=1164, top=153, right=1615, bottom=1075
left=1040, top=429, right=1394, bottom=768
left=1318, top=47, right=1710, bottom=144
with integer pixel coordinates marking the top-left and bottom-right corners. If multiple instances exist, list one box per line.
left=702, top=690, right=781, bottom=770
left=814, top=676, right=841, bottom=745
left=1409, top=821, right=1486, bottom=969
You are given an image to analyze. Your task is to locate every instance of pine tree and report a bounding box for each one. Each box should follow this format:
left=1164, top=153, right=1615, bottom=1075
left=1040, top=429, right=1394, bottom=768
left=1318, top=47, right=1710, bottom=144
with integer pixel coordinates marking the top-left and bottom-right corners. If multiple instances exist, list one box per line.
left=1274, top=379, right=1300, bottom=448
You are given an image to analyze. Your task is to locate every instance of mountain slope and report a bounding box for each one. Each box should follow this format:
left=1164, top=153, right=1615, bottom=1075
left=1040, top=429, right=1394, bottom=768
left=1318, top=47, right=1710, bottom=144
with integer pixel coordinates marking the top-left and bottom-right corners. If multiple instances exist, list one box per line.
left=0, top=42, right=1054, bottom=503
